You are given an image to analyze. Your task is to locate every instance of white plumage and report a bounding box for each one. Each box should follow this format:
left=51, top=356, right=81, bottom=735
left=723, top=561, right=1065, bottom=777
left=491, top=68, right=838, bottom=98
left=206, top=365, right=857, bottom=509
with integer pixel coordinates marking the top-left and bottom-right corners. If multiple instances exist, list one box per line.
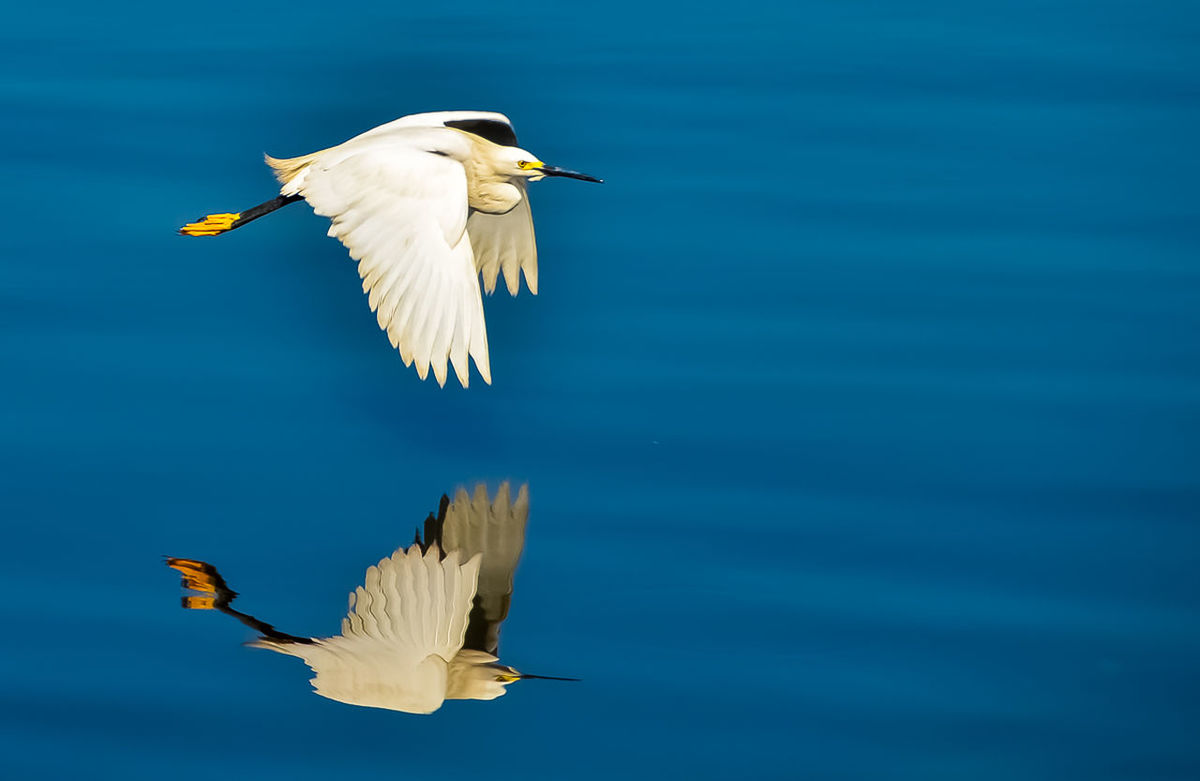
left=251, top=545, right=482, bottom=713
left=292, top=135, right=490, bottom=387
left=180, top=111, right=600, bottom=387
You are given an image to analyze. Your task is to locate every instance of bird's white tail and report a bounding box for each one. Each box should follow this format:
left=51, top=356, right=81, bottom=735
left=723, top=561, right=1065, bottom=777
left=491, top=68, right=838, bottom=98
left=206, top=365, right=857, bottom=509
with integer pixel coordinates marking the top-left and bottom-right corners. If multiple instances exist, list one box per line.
left=264, top=152, right=320, bottom=195
left=245, top=637, right=304, bottom=656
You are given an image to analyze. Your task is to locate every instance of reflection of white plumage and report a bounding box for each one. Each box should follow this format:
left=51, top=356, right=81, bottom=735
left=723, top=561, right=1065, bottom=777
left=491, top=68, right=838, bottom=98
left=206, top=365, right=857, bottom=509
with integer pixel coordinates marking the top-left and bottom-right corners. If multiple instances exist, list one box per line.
left=179, top=111, right=601, bottom=387
left=250, top=546, right=483, bottom=713
left=167, top=483, right=569, bottom=715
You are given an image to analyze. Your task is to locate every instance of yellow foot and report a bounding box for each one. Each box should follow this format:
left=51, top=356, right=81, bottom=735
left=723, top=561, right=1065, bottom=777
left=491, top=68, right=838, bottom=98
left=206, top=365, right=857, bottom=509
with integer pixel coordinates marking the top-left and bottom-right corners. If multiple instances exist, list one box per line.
left=179, top=212, right=241, bottom=236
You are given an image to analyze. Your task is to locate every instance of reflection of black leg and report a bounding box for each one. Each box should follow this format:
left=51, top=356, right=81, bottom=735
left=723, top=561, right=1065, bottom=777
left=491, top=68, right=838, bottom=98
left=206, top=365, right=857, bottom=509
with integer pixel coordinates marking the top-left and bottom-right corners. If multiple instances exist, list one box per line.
left=167, top=557, right=313, bottom=645
left=218, top=604, right=313, bottom=645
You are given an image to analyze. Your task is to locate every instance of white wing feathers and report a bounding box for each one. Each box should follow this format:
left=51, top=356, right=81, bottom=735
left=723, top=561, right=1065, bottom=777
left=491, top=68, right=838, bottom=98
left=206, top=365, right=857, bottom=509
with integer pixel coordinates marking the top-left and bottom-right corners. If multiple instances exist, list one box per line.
left=349, top=110, right=514, bottom=142
left=468, top=188, right=538, bottom=296
left=256, top=545, right=482, bottom=714
left=442, top=482, right=529, bottom=662
left=444, top=483, right=529, bottom=610
left=284, top=138, right=492, bottom=387
left=266, top=111, right=545, bottom=386
left=352, top=112, right=538, bottom=296
left=341, top=545, right=480, bottom=660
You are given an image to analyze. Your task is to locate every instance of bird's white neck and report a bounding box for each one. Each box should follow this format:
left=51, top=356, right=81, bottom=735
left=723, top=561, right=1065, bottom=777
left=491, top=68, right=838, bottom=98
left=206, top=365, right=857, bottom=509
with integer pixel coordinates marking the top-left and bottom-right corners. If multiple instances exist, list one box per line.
left=468, top=179, right=522, bottom=214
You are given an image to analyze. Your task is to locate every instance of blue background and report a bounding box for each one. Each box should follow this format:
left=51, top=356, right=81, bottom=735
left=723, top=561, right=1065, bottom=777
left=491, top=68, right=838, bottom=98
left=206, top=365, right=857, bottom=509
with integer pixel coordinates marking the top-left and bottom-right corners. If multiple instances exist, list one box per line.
left=2, top=1, right=1198, bottom=778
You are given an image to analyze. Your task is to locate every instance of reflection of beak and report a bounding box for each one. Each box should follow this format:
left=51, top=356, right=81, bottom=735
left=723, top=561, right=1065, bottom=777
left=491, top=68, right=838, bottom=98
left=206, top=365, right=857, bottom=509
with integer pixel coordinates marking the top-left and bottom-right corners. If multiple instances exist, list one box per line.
left=498, top=671, right=582, bottom=683
left=540, top=165, right=603, bottom=183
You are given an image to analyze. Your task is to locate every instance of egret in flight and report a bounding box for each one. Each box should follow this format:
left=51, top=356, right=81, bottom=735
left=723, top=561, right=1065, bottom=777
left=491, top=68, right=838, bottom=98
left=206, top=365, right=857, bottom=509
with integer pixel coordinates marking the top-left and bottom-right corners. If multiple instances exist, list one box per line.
left=179, top=111, right=601, bottom=387
left=166, top=483, right=576, bottom=714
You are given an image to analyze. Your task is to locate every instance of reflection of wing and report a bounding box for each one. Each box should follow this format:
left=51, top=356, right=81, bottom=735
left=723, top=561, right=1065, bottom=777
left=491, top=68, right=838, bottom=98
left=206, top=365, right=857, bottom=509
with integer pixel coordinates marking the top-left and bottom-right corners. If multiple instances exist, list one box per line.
left=442, top=482, right=530, bottom=657
left=249, top=545, right=481, bottom=714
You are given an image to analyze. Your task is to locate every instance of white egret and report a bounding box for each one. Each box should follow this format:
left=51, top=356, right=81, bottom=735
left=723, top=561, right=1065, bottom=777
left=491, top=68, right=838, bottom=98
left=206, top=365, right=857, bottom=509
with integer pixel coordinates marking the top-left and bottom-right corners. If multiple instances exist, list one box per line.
left=166, top=483, right=575, bottom=714
left=179, top=111, right=601, bottom=387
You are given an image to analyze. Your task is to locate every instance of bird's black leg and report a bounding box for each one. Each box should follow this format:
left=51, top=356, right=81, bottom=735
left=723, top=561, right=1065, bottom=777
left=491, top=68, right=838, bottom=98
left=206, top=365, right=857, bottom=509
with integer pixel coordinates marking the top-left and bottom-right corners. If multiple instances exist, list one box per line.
left=179, top=194, right=303, bottom=236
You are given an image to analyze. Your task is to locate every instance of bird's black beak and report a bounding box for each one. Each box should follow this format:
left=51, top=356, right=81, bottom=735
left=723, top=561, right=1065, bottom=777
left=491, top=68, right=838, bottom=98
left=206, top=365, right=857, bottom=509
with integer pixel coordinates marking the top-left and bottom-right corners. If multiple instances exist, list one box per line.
left=540, top=165, right=603, bottom=183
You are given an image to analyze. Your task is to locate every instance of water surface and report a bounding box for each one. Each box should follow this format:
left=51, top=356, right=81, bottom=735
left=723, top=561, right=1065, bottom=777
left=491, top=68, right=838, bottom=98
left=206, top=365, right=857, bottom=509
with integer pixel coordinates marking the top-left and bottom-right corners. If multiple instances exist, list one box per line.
left=1, top=1, right=1198, bottom=779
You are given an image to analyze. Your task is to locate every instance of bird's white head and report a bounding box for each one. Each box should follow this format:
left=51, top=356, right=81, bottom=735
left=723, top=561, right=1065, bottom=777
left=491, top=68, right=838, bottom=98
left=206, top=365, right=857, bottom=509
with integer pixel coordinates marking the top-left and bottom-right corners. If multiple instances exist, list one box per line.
left=499, top=145, right=603, bottom=184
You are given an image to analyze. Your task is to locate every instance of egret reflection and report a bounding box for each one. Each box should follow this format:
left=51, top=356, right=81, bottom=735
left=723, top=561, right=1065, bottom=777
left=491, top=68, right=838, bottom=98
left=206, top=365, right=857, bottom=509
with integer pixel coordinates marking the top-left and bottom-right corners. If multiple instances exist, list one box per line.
left=166, top=483, right=575, bottom=714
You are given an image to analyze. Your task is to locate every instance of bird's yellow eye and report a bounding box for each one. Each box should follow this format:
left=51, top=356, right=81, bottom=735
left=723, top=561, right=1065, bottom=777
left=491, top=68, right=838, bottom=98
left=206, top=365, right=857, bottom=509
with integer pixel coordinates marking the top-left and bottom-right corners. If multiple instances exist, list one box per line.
left=517, top=160, right=529, bottom=169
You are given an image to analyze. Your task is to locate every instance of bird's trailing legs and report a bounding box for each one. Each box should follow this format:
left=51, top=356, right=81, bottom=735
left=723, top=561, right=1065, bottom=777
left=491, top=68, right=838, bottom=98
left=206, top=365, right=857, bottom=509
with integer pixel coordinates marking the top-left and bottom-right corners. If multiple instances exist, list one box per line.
left=179, top=194, right=303, bottom=236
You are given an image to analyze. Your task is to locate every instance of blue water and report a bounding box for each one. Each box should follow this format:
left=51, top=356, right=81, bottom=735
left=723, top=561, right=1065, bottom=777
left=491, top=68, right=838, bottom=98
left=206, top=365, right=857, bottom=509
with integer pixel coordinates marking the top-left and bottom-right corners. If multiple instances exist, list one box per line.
left=2, top=1, right=1199, bottom=778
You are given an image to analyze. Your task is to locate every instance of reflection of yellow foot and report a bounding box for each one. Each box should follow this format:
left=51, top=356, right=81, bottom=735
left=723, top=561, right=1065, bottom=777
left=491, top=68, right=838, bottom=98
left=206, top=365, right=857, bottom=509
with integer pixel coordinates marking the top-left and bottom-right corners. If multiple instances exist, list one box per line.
left=179, top=212, right=241, bottom=236
left=166, top=557, right=221, bottom=593
left=182, top=596, right=217, bottom=610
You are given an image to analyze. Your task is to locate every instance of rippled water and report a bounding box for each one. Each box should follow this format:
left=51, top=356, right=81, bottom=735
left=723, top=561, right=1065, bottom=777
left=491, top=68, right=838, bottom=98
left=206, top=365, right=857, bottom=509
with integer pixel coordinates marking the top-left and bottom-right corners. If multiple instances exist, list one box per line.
left=2, top=1, right=1198, bottom=778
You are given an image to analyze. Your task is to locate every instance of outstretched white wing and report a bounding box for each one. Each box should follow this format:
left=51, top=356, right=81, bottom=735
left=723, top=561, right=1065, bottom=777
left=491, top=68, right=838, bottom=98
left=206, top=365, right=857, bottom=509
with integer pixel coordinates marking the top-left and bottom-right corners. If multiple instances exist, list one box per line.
left=290, top=135, right=491, bottom=387
left=252, top=545, right=482, bottom=714
left=469, top=190, right=538, bottom=296
left=340, top=545, right=480, bottom=660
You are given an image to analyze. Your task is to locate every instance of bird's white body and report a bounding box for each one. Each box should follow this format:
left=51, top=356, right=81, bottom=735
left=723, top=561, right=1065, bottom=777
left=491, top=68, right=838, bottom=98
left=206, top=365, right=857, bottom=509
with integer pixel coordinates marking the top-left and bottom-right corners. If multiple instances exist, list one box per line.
left=262, top=111, right=584, bottom=388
